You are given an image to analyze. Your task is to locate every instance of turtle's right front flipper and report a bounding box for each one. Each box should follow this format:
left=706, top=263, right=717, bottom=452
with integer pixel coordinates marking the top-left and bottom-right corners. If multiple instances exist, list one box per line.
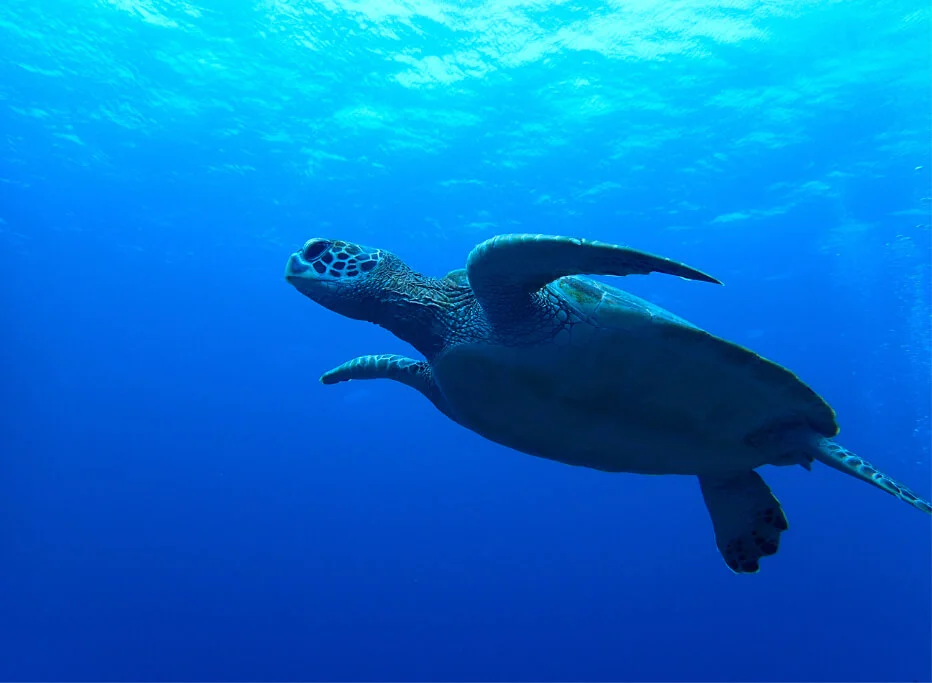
left=465, top=234, right=721, bottom=320
left=320, top=354, right=450, bottom=415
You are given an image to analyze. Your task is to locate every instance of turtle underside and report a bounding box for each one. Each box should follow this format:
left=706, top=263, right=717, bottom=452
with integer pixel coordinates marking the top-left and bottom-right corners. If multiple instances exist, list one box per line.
left=430, top=275, right=837, bottom=476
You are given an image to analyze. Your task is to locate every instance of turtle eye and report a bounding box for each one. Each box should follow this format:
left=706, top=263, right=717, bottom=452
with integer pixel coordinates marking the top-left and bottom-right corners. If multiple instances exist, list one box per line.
left=303, top=240, right=330, bottom=261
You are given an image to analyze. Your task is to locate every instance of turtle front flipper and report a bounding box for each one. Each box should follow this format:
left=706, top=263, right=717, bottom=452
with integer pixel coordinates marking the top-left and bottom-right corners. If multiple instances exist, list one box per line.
left=465, top=234, right=721, bottom=319
left=810, top=438, right=932, bottom=514
left=320, top=354, right=450, bottom=414
left=698, top=471, right=788, bottom=574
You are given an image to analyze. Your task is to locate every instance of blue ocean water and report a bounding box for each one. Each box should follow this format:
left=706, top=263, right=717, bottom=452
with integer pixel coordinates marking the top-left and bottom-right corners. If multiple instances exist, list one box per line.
left=1, top=0, right=930, bottom=680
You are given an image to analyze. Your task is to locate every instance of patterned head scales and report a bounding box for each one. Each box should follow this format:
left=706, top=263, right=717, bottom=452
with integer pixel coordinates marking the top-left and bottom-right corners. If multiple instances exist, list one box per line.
left=294, top=238, right=384, bottom=281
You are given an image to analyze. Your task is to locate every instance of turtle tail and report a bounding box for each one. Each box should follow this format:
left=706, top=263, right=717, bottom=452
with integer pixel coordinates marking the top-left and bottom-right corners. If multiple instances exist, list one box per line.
left=812, top=437, right=931, bottom=514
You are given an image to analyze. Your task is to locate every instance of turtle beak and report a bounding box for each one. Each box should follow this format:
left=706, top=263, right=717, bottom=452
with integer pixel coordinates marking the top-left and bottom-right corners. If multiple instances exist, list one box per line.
left=285, top=250, right=343, bottom=303
left=284, top=252, right=310, bottom=281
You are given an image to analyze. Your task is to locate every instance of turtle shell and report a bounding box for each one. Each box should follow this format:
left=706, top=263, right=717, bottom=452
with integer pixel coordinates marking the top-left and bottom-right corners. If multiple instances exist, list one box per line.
left=552, top=275, right=838, bottom=437
left=430, top=274, right=837, bottom=476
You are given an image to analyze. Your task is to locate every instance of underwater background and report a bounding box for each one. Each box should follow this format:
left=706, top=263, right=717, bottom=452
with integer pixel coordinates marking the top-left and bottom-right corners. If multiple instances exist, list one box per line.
left=1, top=0, right=930, bottom=681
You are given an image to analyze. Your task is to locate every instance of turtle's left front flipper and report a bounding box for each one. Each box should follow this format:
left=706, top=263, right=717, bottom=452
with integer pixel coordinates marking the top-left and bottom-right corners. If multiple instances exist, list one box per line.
left=320, top=354, right=450, bottom=415
left=811, top=438, right=932, bottom=514
left=466, top=234, right=721, bottom=319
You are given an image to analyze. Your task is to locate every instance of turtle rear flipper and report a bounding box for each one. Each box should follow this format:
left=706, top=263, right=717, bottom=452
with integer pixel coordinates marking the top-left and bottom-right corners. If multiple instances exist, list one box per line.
left=699, top=471, right=788, bottom=574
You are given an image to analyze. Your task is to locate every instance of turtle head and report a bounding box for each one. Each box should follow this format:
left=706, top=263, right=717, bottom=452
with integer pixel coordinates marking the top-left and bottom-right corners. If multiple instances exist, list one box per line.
left=285, top=238, right=457, bottom=357
left=285, top=238, right=391, bottom=318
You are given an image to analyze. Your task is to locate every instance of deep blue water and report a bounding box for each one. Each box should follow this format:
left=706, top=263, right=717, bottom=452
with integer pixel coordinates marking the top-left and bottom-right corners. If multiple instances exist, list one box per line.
left=1, top=1, right=931, bottom=681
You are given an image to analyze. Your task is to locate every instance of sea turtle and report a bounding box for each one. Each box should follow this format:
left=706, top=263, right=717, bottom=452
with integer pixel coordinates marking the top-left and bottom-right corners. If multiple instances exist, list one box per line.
left=284, top=233, right=931, bottom=573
